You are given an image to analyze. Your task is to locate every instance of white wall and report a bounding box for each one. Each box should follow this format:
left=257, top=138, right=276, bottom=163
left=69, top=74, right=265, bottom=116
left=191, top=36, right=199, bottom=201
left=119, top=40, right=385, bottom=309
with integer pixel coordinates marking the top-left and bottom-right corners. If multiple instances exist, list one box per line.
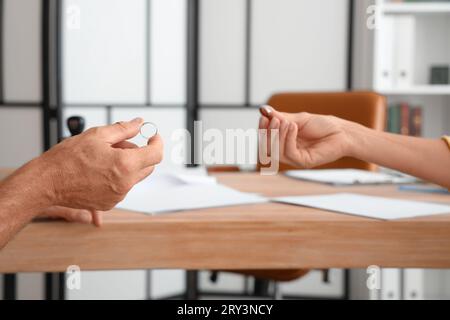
left=250, top=0, right=348, bottom=104
left=199, top=0, right=246, bottom=105
left=63, top=0, right=147, bottom=104
left=3, top=0, right=42, bottom=102
left=0, top=108, right=43, bottom=167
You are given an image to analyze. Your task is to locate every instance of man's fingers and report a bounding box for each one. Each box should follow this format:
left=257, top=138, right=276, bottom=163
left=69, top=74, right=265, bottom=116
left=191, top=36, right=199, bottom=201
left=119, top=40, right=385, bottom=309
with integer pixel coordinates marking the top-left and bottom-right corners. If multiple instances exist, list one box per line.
left=127, top=134, right=164, bottom=169
left=113, top=141, right=139, bottom=149
left=99, top=117, right=144, bottom=144
left=72, top=210, right=93, bottom=224
left=40, top=206, right=93, bottom=224
left=91, top=210, right=102, bottom=227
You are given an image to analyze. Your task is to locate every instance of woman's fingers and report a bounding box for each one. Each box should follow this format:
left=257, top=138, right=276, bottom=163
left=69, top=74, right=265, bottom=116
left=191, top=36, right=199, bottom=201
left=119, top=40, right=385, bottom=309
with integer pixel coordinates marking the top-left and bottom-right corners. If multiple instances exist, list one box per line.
left=259, top=105, right=293, bottom=122
left=278, top=119, right=290, bottom=158
left=259, top=115, right=269, bottom=130
left=284, top=122, right=301, bottom=166
left=258, top=117, right=269, bottom=165
left=267, top=117, right=280, bottom=157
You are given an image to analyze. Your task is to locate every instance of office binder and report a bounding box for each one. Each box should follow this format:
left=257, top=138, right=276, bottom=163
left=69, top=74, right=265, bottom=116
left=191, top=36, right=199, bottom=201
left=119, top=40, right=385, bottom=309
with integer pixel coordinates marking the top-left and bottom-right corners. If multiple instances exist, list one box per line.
left=394, top=15, right=416, bottom=87
left=376, top=16, right=395, bottom=89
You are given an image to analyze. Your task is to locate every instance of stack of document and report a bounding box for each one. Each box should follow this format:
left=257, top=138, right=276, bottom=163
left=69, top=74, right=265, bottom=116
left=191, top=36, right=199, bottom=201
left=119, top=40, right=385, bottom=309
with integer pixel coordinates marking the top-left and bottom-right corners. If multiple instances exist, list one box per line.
left=117, top=167, right=267, bottom=214
left=285, top=169, right=417, bottom=186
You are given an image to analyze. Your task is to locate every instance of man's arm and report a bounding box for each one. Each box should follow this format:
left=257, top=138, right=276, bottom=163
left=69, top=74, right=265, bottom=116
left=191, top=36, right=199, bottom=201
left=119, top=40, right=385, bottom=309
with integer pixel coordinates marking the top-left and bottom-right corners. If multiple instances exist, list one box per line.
left=0, top=118, right=163, bottom=249
left=0, top=158, right=54, bottom=249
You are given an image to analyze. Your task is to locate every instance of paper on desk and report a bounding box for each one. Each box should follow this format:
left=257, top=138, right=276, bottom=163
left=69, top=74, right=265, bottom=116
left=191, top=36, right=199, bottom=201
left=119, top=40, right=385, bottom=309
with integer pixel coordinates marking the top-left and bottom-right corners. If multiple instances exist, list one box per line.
left=118, top=184, right=266, bottom=214
left=117, top=167, right=267, bottom=214
left=273, top=193, right=450, bottom=220
left=132, top=166, right=217, bottom=190
left=285, top=169, right=417, bottom=186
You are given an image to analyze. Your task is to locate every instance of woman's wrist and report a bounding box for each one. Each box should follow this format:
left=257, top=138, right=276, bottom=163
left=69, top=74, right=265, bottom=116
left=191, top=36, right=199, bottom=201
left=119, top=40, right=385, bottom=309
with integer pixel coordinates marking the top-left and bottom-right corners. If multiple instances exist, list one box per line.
left=341, top=119, right=374, bottom=161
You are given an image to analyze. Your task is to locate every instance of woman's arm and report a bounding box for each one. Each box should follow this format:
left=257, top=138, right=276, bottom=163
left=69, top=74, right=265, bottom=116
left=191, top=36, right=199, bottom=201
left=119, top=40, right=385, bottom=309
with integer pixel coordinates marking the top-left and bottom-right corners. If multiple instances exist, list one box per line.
left=347, top=122, right=450, bottom=189
left=259, top=106, right=450, bottom=189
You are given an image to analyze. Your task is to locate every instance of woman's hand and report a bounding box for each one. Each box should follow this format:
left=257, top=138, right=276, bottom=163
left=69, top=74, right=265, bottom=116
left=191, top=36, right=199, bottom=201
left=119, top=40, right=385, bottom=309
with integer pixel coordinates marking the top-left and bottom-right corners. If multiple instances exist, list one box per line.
left=259, top=105, right=356, bottom=168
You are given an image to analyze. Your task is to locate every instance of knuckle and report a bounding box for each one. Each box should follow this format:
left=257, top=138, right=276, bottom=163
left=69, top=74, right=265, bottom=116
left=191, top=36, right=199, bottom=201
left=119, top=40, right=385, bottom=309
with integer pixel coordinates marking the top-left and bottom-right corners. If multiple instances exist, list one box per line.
left=110, top=179, right=132, bottom=198
left=119, top=180, right=134, bottom=195
left=115, top=153, right=133, bottom=173
left=114, top=121, right=130, bottom=133
left=86, top=127, right=101, bottom=136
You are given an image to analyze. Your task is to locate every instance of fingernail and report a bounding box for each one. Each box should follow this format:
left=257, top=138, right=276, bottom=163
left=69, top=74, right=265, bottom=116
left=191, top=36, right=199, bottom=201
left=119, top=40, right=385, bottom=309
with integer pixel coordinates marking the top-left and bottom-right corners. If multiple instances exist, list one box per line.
left=131, top=117, right=143, bottom=124
left=259, top=105, right=273, bottom=117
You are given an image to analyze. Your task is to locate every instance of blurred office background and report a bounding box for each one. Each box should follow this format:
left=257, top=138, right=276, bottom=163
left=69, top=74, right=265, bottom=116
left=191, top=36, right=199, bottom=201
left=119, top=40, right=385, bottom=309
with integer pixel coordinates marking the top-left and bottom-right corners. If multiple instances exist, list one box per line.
left=0, top=0, right=450, bottom=300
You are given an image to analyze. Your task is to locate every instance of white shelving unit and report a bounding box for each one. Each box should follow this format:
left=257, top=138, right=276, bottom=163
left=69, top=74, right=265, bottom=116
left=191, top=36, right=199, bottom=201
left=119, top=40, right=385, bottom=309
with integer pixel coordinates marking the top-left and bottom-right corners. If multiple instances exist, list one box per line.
left=383, top=2, right=450, bottom=14
left=380, top=84, right=450, bottom=95
left=352, top=0, right=450, bottom=137
left=352, top=0, right=450, bottom=300
left=373, top=0, right=450, bottom=96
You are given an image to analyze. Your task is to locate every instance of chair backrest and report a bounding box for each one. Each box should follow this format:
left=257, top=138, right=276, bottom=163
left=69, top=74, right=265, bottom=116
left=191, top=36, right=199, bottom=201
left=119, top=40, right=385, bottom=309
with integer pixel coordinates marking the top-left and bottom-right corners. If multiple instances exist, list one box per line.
left=264, top=91, right=387, bottom=172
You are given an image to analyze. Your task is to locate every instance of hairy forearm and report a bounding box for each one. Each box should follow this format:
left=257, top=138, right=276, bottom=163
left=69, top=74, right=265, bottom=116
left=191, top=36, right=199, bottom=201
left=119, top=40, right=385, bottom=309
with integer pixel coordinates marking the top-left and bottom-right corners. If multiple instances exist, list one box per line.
left=0, top=158, right=55, bottom=249
left=346, top=122, right=450, bottom=189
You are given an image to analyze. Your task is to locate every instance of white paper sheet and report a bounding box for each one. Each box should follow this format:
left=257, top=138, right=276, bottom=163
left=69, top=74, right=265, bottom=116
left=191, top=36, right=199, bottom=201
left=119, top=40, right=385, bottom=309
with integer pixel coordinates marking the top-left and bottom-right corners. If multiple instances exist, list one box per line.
left=285, top=169, right=417, bottom=186
left=273, top=193, right=450, bottom=220
left=117, top=166, right=267, bottom=214
left=118, top=184, right=267, bottom=214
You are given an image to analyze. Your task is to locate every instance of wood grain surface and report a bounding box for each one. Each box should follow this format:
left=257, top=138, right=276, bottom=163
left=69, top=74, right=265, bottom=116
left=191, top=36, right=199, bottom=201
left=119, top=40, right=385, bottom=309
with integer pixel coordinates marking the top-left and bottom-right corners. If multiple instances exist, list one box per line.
left=1, top=169, right=450, bottom=272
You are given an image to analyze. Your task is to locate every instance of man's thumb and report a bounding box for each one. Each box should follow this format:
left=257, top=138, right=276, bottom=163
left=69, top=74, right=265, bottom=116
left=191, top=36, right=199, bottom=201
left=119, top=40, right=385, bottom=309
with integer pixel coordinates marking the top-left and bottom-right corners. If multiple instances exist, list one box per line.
left=102, top=117, right=144, bottom=144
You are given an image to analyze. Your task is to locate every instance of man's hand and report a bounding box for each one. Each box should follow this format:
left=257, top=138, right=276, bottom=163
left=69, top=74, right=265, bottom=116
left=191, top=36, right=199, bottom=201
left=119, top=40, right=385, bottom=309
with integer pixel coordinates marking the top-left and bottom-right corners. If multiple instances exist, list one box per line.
left=37, top=206, right=103, bottom=227
left=259, top=106, right=354, bottom=168
left=35, top=117, right=163, bottom=211
left=0, top=118, right=163, bottom=248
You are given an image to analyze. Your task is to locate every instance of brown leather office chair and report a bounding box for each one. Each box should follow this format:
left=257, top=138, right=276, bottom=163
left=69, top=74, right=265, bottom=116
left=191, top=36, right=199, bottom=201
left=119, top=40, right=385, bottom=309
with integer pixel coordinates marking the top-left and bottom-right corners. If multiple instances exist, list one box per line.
left=225, top=91, right=387, bottom=291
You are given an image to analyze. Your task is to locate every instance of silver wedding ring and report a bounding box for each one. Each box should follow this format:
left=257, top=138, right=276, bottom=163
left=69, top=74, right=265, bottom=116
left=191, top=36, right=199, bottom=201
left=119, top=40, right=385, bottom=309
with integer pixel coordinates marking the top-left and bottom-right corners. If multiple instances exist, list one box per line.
left=140, top=122, right=158, bottom=139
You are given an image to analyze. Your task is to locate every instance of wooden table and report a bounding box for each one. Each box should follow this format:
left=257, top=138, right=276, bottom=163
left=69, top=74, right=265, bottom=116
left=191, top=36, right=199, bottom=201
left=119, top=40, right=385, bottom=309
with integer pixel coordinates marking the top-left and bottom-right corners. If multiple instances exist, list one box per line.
left=1, top=169, right=450, bottom=273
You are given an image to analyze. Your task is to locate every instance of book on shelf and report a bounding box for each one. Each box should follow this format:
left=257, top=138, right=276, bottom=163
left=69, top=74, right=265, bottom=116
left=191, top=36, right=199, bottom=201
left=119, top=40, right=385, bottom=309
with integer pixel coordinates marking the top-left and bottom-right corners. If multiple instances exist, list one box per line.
left=387, top=103, right=423, bottom=137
